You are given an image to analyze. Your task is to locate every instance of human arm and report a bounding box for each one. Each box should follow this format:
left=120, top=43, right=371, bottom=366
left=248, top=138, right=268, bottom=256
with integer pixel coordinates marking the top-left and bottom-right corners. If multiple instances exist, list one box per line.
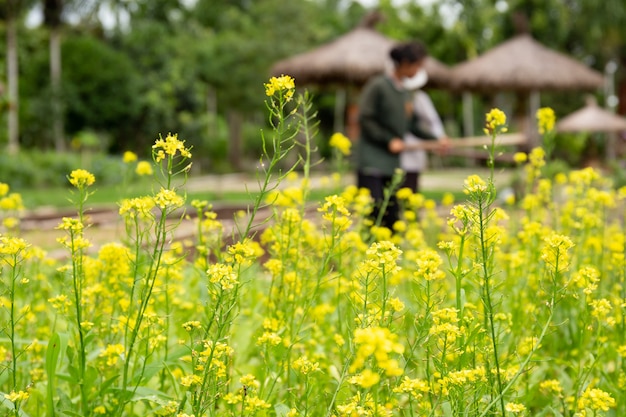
left=358, top=78, right=402, bottom=150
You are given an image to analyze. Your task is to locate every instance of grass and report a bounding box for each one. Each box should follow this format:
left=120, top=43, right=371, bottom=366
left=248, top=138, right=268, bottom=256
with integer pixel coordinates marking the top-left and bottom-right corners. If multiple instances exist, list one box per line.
left=18, top=177, right=468, bottom=211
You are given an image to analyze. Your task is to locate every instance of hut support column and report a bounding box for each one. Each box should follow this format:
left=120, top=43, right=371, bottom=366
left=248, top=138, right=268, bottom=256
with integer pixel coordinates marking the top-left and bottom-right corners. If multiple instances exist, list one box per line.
left=528, top=90, right=541, bottom=149
left=334, top=88, right=347, bottom=134
left=463, top=92, right=474, bottom=136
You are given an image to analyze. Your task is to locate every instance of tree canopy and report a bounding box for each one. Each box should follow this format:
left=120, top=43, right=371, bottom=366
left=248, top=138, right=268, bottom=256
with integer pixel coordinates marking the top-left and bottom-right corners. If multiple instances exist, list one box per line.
left=1, top=0, right=625, bottom=165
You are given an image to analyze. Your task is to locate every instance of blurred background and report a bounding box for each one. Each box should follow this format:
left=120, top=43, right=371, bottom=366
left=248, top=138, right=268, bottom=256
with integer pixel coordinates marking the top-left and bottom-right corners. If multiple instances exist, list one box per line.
left=1, top=0, right=625, bottom=188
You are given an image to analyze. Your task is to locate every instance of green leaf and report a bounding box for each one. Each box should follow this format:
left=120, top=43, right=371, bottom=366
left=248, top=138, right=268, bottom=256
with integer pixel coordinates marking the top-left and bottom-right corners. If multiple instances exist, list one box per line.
left=45, top=332, right=68, bottom=417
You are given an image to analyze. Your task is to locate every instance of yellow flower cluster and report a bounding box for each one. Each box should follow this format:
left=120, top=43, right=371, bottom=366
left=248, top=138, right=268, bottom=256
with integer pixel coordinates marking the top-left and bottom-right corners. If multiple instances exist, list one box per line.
left=436, top=367, right=486, bottom=395
left=464, top=174, right=488, bottom=194
left=414, top=248, right=445, bottom=281
left=182, top=321, right=202, bottom=332
left=0, top=235, right=30, bottom=257
left=123, top=151, right=138, bottom=163
left=207, top=263, right=238, bottom=291
left=199, top=341, right=233, bottom=377
left=68, top=169, right=95, bottom=188
left=576, top=387, right=616, bottom=413
left=348, top=368, right=380, bottom=388
left=223, top=375, right=271, bottom=412
left=119, top=196, right=156, bottom=219
left=4, top=390, right=29, bottom=403
left=505, top=402, right=526, bottom=413
left=539, top=379, right=564, bottom=396
left=154, top=188, right=184, bottom=209
left=264, top=74, right=295, bottom=101
left=536, top=107, right=556, bottom=134
left=393, top=376, right=430, bottom=398
left=362, top=240, right=402, bottom=276
left=55, top=217, right=84, bottom=232
left=0, top=181, right=24, bottom=230
left=350, top=326, right=404, bottom=377
left=152, top=133, right=192, bottom=162
left=98, top=343, right=125, bottom=367
left=318, top=195, right=352, bottom=231
left=540, top=233, right=575, bottom=272
left=484, top=108, right=508, bottom=135
left=329, top=132, right=352, bottom=156
left=292, top=356, right=320, bottom=375
left=136, top=161, right=153, bottom=176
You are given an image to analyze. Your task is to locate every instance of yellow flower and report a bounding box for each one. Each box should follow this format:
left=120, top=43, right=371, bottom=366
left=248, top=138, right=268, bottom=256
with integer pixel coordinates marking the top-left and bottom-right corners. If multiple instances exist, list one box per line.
left=4, top=390, right=29, bottom=403
left=0, top=235, right=30, bottom=257
left=484, top=108, right=508, bottom=134
left=55, top=217, right=84, bottom=231
left=264, top=75, right=296, bottom=101
left=154, top=188, right=184, bottom=209
left=539, top=379, right=563, bottom=396
left=123, top=151, right=138, bottom=163
left=536, top=107, right=556, bottom=134
left=182, top=321, right=202, bottom=332
left=68, top=169, right=95, bottom=188
left=0, top=182, right=9, bottom=197
left=350, top=326, right=404, bottom=376
left=393, top=376, right=430, bottom=397
left=152, top=133, right=192, bottom=161
left=119, top=196, right=156, bottom=219
left=207, top=263, right=238, bottom=290
left=464, top=174, right=488, bottom=194
left=135, top=160, right=153, bottom=176
left=513, top=152, right=527, bottom=164
left=441, top=192, right=455, bottom=206
left=180, top=374, right=202, bottom=387
left=292, top=356, right=320, bottom=375
left=99, top=343, right=125, bottom=367
left=577, top=387, right=616, bottom=412
left=541, top=233, right=574, bottom=272
left=505, top=402, right=526, bottom=413
left=329, top=132, right=352, bottom=156
left=349, top=369, right=381, bottom=388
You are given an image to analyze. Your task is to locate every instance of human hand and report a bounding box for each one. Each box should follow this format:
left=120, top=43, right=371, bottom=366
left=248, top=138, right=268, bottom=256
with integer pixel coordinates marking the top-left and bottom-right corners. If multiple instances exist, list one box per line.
left=388, top=138, right=405, bottom=153
left=436, top=136, right=451, bottom=155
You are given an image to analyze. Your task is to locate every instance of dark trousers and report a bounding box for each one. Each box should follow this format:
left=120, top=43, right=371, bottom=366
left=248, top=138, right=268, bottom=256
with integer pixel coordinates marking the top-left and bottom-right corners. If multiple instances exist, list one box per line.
left=401, top=171, right=421, bottom=194
left=357, top=171, right=399, bottom=230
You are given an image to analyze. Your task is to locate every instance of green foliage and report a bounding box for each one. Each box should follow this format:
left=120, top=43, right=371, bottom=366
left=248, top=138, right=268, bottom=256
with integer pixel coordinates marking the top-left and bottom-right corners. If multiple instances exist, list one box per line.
left=4, top=0, right=626, bottom=168
left=0, top=150, right=123, bottom=189
left=61, top=36, right=141, bottom=146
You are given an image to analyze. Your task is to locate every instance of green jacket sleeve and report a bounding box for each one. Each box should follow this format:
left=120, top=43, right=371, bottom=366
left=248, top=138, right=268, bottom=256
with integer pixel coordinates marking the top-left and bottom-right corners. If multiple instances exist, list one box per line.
left=358, top=80, right=397, bottom=148
left=408, top=113, right=438, bottom=140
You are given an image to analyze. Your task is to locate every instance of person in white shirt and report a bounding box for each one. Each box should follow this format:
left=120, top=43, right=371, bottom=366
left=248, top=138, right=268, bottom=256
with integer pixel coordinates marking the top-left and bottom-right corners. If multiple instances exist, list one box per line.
left=400, top=69, right=449, bottom=193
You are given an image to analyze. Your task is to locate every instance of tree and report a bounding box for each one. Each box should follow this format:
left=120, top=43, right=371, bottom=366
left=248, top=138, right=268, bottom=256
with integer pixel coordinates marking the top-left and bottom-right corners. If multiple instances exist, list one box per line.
left=43, top=0, right=65, bottom=151
left=1, top=0, right=36, bottom=154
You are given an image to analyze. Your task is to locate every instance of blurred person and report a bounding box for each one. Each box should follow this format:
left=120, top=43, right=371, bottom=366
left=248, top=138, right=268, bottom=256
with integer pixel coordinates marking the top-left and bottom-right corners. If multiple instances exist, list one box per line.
left=356, top=40, right=440, bottom=231
left=400, top=68, right=449, bottom=193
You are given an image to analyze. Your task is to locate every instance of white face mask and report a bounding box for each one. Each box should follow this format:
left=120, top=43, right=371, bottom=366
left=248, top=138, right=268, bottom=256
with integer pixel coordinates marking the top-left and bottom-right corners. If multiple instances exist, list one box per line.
left=402, top=69, right=428, bottom=90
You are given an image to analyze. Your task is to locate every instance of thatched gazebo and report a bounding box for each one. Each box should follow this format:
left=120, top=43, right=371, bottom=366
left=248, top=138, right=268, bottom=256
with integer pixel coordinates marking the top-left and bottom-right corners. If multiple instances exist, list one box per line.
left=557, top=96, right=626, bottom=161
left=558, top=97, right=626, bottom=133
left=450, top=34, right=604, bottom=145
left=270, top=12, right=453, bottom=137
left=271, top=13, right=452, bottom=89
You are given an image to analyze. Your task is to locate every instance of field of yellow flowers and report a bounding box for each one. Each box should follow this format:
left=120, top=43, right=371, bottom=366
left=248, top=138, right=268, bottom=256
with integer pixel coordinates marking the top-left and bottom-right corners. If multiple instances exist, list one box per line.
left=0, top=77, right=623, bottom=417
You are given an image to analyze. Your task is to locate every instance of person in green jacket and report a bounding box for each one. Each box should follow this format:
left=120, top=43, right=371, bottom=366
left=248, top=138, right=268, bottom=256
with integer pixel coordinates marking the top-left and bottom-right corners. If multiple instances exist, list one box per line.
left=356, top=40, right=438, bottom=231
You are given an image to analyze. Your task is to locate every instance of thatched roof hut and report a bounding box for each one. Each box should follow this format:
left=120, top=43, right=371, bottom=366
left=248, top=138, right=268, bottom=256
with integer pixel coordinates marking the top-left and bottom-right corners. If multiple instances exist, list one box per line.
left=450, top=34, right=604, bottom=92
left=558, top=97, right=626, bottom=133
left=270, top=13, right=453, bottom=88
